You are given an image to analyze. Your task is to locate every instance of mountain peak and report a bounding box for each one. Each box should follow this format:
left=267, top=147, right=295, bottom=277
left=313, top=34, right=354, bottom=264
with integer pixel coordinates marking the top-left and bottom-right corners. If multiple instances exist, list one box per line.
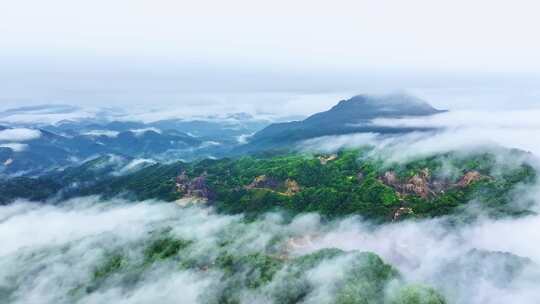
left=328, top=93, right=443, bottom=118
left=242, top=93, right=444, bottom=151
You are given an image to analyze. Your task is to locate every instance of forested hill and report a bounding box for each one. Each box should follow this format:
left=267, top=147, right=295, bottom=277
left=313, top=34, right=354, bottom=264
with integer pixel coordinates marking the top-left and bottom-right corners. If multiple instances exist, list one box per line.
left=2, top=148, right=536, bottom=222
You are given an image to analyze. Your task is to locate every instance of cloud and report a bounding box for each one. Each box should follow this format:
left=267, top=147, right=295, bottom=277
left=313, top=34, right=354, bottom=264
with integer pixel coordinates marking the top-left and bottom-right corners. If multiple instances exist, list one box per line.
left=114, top=158, right=157, bottom=175
left=129, top=127, right=161, bottom=136
left=1, top=187, right=540, bottom=304
left=0, top=128, right=41, bottom=142
left=371, top=110, right=540, bottom=130
left=300, top=108, right=540, bottom=163
left=0, top=106, right=107, bottom=125
left=370, top=109, right=540, bottom=156
left=0, top=143, right=29, bottom=152
left=83, top=130, right=120, bottom=138
left=236, top=133, right=254, bottom=144
left=287, top=213, right=540, bottom=304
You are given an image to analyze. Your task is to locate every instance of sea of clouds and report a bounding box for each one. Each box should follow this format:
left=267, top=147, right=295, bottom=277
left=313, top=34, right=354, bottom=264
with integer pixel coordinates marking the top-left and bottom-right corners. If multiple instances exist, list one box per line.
left=2, top=97, right=540, bottom=303
left=1, top=184, right=540, bottom=304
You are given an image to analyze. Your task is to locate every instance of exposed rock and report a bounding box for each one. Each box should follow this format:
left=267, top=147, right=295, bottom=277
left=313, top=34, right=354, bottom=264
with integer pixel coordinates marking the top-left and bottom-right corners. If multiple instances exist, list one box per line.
left=457, top=171, right=482, bottom=187
left=318, top=154, right=337, bottom=165
left=284, top=179, right=301, bottom=196
left=380, top=168, right=487, bottom=201
left=381, top=171, right=399, bottom=187
left=244, top=175, right=301, bottom=196
left=188, top=175, right=211, bottom=198
left=392, top=207, right=414, bottom=221
left=245, top=175, right=281, bottom=190
left=175, top=171, right=190, bottom=192
left=176, top=171, right=215, bottom=200
left=403, top=171, right=432, bottom=198
left=431, top=180, right=450, bottom=194
left=380, top=168, right=440, bottom=199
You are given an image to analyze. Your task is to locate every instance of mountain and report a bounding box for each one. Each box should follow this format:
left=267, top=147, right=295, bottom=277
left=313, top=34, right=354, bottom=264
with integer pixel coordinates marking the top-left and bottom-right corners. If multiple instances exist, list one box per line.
left=1, top=148, right=535, bottom=222
left=241, top=94, right=445, bottom=151
left=0, top=113, right=277, bottom=176
left=0, top=126, right=205, bottom=176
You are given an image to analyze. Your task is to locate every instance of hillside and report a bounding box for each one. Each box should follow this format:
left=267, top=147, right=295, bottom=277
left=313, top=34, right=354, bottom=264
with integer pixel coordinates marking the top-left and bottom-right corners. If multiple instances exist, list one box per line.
left=3, top=148, right=535, bottom=222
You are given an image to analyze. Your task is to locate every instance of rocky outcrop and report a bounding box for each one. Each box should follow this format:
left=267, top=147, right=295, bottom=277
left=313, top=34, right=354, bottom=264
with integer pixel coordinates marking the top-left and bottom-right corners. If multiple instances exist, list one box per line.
left=380, top=168, right=446, bottom=199
left=176, top=171, right=215, bottom=200
left=457, top=171, right=482, bottom=187
left=245, top=175, right=281, bottom=190
left=392, top=207, right=414, bottom=221
left=318, top=154, right=338, bottom=165
left=381, top=170, right=433, bottom=198
left=381, top=171, right=399, bottom=187
left=380, top=168, right=486, bottom=200
left=244, top=175, right=301, bottom=196
left=402, top=168, right=433, bottom=198
left=175, top=171, right=190, bottom=192
left=284, top=179, right=301, bottom=196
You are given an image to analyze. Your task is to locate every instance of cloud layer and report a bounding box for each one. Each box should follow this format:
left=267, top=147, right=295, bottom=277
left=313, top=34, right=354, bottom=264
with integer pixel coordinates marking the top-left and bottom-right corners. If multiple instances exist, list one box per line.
left=301, top=108, right=540, bottom=163
left=0, top=128, right=41, bottom=142
left=1, top=192, right=540, bottom=303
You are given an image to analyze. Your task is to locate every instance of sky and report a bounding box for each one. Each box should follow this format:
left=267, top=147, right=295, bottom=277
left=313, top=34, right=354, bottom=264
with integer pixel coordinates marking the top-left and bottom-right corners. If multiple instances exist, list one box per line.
left=1, top=0, right=540, bottom=114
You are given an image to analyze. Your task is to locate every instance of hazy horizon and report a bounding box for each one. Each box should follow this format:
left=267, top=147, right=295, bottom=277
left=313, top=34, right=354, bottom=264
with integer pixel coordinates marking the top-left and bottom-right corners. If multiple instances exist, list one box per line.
left=2, top=0, right=540, bottom=114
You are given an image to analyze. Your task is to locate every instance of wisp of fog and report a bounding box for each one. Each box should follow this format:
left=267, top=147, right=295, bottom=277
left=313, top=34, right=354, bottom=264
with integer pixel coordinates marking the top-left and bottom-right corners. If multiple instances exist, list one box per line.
left=2, top=189, right=540, bottom=303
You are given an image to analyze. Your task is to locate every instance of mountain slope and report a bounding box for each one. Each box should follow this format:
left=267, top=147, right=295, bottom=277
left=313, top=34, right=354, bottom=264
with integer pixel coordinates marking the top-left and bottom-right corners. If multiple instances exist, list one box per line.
left=242, top=94, right=445, bottom=151
left=2, top=148, right=535, bottom=223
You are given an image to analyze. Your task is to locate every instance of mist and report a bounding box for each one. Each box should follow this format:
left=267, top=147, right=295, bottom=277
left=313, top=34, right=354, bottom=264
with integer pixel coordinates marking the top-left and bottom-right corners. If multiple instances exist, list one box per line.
left=1, top=188, right=540, bottom=304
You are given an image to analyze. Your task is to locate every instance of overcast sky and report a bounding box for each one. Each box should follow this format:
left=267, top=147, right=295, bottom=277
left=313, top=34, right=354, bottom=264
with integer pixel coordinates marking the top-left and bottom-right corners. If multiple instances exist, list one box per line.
left=1, top=0, right=540, bottom=114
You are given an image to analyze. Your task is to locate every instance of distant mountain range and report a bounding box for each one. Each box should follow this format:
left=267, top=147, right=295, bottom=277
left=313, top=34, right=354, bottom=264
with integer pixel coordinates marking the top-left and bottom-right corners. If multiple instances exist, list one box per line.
left=0, top=94, right=445, bottom=176
left=240, top=94, right=445, bottom=152
left=0, top=114, right=271, bottom=176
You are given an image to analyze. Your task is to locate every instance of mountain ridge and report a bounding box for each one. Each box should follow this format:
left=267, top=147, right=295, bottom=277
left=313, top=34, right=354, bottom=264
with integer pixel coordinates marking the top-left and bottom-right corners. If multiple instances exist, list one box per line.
left=240, top=93, right=445, bottom=152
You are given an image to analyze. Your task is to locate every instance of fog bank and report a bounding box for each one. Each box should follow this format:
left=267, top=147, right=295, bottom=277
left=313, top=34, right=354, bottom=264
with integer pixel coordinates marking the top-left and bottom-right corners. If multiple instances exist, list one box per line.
left=1, top=195, right=540, bottom=303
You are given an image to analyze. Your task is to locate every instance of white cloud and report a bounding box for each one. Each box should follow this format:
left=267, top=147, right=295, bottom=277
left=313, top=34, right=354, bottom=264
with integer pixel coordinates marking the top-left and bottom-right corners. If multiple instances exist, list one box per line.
left=114, top=158, right=156, bottom=175
left=2, top=195, right=540, bottom=304
left=0, top=128, right=41, bottom=142
left=301, top=108, right=540, bottom=162
left=0, top=143, right=29, bottom=152
left=371, top=110, right=540, bottom=130
left=83, top=130, right=119, bottom=137
left=236, top=133, right=254, bottom=144
left=129, top=127, right=161, bottom=136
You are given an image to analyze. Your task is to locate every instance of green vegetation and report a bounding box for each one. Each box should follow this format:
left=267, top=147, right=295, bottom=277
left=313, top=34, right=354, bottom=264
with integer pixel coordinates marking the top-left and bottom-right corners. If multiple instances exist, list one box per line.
left=144, top=236, right=192, bottom=262
left=93, top=253, right=125, bottom=280
left=1, top=148, right=536, bottom=222
left=78, top=238, right=444, bottom=304
left=388, top=285, right=446, bottom=304
left=0, top=177, right=61, bottom=204
left=334, top=252, right=401, bottom=304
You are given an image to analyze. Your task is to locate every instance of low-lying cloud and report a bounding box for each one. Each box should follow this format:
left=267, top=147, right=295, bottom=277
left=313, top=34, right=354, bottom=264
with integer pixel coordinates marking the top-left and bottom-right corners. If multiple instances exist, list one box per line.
left=301, top=108, right=540, bottom=163
left=0, top=143, right=29, bottom=152
left=0, top=128, right=41, bottom=142
left=371, top=110, right=540, bottom=157
left=83, top=130, right=120, bottom=138
left=1, top=193, right=540, bottom=303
